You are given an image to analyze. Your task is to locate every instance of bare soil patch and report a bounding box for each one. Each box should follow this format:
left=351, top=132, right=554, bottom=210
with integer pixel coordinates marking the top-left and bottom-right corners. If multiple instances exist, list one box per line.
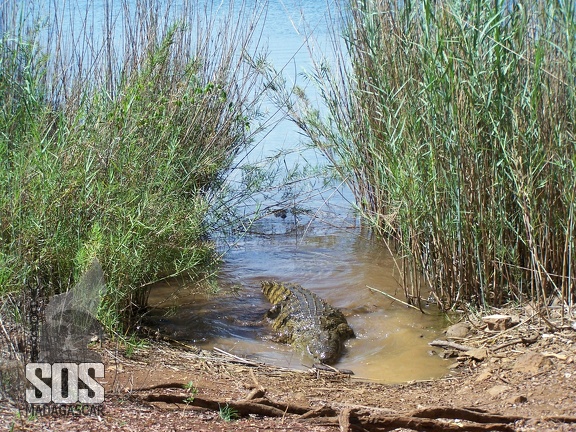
left=3, top=305, right=576, bottom=431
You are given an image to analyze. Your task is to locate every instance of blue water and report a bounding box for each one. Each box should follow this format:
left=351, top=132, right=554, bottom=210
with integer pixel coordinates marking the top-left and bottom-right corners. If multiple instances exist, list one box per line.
left=21, top=0, right=449, bottom=382
left=26, top=0, right=350, bottom=215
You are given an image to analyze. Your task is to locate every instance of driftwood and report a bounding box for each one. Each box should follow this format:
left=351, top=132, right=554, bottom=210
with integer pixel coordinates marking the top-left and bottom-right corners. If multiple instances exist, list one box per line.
left=430, top=332, right=541, bottom=358
left=132, top=384, right=576, bottom=431
left=429, top=339, right=473, bottom=351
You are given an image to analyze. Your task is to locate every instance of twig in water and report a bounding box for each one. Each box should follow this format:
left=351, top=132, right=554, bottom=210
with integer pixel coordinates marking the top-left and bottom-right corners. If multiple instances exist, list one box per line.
left=367, top=285, right=421, bottom=311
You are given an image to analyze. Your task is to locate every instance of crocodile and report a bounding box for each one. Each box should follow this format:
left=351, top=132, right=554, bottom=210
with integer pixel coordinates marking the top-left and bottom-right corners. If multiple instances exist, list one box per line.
left=261, top=280, right=355, bottom=364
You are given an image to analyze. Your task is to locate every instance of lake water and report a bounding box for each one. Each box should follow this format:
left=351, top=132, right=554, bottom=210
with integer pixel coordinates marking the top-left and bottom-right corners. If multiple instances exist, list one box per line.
left=29, top=0, right=451, bottom=382
left=145, top=0, right=450, bottom=383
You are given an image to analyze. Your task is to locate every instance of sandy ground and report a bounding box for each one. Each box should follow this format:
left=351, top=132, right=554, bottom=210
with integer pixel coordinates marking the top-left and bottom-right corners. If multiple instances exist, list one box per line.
left=3, top=306, right=576, bottom=431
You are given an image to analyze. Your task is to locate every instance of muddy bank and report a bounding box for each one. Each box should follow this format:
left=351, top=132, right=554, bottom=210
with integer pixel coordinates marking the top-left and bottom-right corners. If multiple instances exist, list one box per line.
left=5, top=304, right=576, bottom=432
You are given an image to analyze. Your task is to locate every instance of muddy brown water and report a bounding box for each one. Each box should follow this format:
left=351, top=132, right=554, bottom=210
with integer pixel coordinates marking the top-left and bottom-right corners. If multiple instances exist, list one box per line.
left=142, top=0, right=450, bottom=383
left=145, top=208, right=450, bottom=383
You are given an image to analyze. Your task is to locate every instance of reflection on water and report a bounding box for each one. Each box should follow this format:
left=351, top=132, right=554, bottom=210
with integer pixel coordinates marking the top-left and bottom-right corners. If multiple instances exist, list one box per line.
left=146, top=211, right=450, bottom=383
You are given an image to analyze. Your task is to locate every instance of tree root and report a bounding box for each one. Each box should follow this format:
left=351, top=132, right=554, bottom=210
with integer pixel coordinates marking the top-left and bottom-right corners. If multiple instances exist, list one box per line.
left=134, top=385, right=576, bottom=431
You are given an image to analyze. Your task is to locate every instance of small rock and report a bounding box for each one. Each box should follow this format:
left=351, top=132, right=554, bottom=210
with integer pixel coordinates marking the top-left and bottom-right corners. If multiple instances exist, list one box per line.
left=465, top=348, right=489, bottom=362
left=483, top=314, right=513, bottom=331
left=292, top=391, right=309, bottom=405
left=487, top=384, right=510, bottom=397
left=512, top=350, right=553, bottom=374
left=446, top=322, right=471, bottom=339
left=439, top=350, right=460, bottom=359
left=507, top=394, right=528, bottom=404
left=475, top=370, right=492, bottom=382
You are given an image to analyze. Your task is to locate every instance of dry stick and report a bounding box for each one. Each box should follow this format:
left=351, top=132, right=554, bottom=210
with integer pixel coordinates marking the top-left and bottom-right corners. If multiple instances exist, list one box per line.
left=244, top=368, right=266, bottom=401
left=313, top=362, right=355, bottom=375
left=212, top=346, right=261, bottom=366
left=429, top=339, right=473, bottom=351
left=537, top=312, right=560, bottom=331
left=243, top=387, right=266, bottom=401
left=367, top=285, right=421, bottom=311
left=492, top=333, right=540, bottom=352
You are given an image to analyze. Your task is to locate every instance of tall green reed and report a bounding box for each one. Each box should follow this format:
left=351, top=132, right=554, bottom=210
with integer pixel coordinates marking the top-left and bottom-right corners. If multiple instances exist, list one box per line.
left=293, top=0, right=576, bottom=311
left=0, top=0, right=268, bottom=330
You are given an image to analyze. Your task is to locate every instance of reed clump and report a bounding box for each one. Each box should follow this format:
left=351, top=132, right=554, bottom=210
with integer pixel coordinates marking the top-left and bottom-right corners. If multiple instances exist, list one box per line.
left=0, top=0, right=266, bottom=330
left=296, top=0, right=576, bottom=310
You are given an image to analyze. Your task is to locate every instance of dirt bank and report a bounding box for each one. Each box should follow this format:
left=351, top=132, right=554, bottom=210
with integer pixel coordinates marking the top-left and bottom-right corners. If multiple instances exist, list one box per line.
left=3, top=305, right=576, bottom=431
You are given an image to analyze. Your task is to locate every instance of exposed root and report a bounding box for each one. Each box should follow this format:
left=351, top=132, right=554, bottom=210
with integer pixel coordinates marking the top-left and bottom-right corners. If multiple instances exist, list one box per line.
left=409, top=406, right=524, bottom=423
left=133, top=387, right=576, bottom=432
left=338, top=407, right=353, bottom=432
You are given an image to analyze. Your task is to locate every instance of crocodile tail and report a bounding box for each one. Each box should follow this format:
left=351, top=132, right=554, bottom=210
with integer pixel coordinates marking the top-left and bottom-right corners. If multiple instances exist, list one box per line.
left=261, top=280, right=291, bottom=305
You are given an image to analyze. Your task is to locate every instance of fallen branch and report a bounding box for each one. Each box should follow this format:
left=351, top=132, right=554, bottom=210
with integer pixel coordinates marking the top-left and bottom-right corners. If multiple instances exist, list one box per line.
left=244, top=369, right=266, bottom=401
left=313, top=362, right=355, bottom=375
left=212, top=347, right=262, bottom=366
left=244, top=387, right=266, bottom=401
left=429, top=339, right=473, bottom=351
left=367, top=285, right=422, bottom=311
left=492, top=333, right=540, bottom=352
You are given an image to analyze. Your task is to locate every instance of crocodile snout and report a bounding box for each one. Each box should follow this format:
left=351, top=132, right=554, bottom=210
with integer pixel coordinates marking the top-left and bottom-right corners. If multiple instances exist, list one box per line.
left=308, top=333, right=342, bottom=364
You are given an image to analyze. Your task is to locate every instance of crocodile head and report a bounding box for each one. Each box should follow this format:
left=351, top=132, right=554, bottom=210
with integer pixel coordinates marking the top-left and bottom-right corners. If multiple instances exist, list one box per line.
left=306, top=331, right=343, bottom=365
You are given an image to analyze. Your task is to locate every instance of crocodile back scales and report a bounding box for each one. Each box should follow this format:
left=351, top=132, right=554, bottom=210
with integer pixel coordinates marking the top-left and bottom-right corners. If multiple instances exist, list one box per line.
left=261, top=280, right=354, bottom=364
